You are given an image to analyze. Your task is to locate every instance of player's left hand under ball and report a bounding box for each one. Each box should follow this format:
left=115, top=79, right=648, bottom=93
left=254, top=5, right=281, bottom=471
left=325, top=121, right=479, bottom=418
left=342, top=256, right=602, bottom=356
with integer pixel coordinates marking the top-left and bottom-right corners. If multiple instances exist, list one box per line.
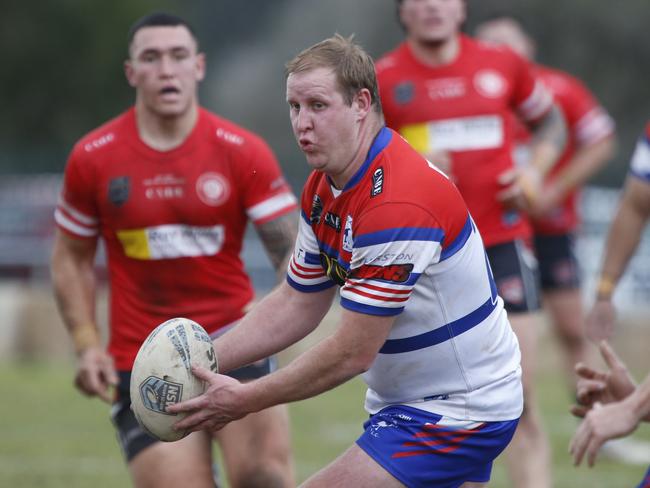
left=168, top=365, right=245, bottom=433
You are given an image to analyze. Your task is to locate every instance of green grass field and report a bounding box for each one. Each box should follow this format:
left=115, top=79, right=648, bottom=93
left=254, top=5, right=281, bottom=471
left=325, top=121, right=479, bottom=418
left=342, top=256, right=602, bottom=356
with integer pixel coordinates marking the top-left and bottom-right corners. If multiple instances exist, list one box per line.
left=1, top=316, right=649, bottom=487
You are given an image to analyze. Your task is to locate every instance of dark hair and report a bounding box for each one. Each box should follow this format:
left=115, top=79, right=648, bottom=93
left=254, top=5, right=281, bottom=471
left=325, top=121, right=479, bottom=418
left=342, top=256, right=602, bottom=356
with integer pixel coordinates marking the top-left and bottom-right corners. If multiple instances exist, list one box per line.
left=285, top=34, right=382, bottom=114
left=127, top=12, right=198, bottom=50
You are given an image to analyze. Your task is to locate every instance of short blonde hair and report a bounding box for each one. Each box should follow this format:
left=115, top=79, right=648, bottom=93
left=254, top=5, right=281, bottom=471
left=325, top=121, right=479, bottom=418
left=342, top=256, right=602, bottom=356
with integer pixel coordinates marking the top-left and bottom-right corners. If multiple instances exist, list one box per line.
left=286, top=34, right=382, bottom=113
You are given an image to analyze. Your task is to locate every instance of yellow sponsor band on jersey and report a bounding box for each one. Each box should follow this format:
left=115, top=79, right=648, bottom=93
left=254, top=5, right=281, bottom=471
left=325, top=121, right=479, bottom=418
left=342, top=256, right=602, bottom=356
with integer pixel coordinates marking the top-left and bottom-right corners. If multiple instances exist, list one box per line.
left=399, top=123, right=431, bottom=155
left=116, top=229, right=151, bottom=260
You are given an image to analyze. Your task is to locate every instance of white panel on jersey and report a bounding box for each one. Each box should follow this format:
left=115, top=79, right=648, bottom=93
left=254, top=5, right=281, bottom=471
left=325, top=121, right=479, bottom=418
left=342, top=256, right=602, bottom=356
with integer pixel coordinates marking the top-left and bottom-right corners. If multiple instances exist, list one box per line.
left=246, top=192, right=297, bottom=223
left=116, top=224, right=224, bottom=260
left=425, top=116, right=504, bottom=151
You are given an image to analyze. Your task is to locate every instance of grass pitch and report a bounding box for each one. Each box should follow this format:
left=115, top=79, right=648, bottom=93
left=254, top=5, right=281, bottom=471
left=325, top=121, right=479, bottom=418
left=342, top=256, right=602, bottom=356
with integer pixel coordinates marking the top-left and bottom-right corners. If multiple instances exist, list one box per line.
left=1, top=314, right=648, bottom=487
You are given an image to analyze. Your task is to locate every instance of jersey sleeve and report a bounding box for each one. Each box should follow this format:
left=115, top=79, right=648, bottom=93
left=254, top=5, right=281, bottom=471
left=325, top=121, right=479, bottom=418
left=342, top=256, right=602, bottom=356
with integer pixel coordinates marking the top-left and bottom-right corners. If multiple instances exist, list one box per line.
left=54, top=147, right=100, bottom=239
left=512, top=58, right=554, bottom=123
left=238, top=135, right=297, bottom=225
left=286, top=208, right=335, bottom=292
left=340, top=203, right=443, bottom=316
left=559, top=76, right=615, bottom=147
left=629, top=123, right=650, bottom=182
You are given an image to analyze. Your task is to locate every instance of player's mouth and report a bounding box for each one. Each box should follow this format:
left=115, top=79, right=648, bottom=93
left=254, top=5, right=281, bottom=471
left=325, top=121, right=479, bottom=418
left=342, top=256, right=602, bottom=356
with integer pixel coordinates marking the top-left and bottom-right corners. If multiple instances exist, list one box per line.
left=159, top=86, right=181, bottom=97
left=299, top=138, right=316, bottom=152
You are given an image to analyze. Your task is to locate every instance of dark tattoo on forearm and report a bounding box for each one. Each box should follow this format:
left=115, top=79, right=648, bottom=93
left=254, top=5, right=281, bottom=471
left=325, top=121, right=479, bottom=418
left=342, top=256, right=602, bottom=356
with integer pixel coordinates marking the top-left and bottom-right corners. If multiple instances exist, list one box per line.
left=256, top=212, right=299, bottom=275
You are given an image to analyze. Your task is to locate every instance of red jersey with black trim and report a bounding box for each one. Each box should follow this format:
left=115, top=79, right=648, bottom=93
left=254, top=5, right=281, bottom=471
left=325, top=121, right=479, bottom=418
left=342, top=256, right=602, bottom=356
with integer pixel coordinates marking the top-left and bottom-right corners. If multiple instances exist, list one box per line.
left=513, top=65, right=615, bottom=234
left=55, top=107, right=297, bottom=370
left=376, top=35, right=554, bottom=247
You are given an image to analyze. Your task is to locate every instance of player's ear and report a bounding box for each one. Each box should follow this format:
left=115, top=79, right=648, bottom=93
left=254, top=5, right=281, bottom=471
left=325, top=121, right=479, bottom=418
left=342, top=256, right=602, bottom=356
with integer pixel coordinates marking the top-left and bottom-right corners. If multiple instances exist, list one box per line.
left=354, top=88, right=372, bottom=121
left=124, top=60, right=137, bottom=87
left=195, top=52, right=206, bottom=82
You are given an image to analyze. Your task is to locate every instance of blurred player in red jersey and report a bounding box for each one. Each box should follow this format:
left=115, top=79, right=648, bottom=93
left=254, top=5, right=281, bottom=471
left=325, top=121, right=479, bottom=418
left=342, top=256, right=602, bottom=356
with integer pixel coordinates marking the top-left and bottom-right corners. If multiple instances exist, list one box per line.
left=50, top=12, right=297, bottom=488
left=475, top=14, right=616, bottom=386
left=376, top=2, right=569, bottom=487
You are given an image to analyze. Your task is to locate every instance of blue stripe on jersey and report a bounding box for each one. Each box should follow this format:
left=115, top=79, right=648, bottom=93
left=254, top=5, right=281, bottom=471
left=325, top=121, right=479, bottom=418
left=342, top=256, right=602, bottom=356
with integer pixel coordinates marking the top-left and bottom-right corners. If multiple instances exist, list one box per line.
left=286, top=275, right=335, bottom=293
left=300, top=209, right=310, bottom=225
left=630, top=169, right=650, bottom=182
left=341, top=127, right=393, bottom=192
left=440, top=216, right=473, bottom=261
left=340, top=297, right=405, bottom=316
left=304, top=252, right=322, bottom=266
left=354, top=227, right=445, bottom=248
left=378, top=296, right=498, bottom=354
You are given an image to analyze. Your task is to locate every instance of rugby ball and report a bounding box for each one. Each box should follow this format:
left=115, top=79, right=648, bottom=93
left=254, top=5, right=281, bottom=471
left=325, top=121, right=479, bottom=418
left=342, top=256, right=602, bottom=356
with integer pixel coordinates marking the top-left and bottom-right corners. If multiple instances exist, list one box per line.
left=130, top=317, right=218, bottom=442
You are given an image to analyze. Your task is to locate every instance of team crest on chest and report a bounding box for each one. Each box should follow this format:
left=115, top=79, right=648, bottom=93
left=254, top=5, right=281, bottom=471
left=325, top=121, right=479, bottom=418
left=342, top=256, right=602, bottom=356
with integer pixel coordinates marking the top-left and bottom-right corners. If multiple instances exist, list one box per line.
left=474, top=70, right=507, bottom=99
left=108, top=176, right=130, bottom=207
left=196, top=172, right=230, bottom=207
left=393, top=81, right=414, bottom=105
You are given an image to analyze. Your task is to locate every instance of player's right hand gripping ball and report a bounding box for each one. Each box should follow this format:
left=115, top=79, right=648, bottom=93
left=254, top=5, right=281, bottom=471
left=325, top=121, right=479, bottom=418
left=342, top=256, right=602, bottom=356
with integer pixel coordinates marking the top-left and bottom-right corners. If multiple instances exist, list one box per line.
left=130, top=317, right=218, bottom=441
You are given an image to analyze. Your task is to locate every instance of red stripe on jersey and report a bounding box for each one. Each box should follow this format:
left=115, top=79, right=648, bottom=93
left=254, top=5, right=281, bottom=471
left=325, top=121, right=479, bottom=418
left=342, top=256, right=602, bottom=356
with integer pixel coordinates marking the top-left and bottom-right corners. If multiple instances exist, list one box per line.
left=291, top=259, right=323, bottom=274
left=347, top=280, right=411, bottom=295
left=346, top=286, right=410, bottom=302
left=290, top=262, right=325, bottom=280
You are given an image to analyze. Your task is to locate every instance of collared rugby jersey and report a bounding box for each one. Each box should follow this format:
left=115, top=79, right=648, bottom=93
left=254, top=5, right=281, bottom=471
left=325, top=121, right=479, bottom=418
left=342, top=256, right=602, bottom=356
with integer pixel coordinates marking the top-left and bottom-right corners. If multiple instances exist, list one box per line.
left=56, top=107, right=297, bottom=370
left=630, top=122, right=650, bottom=183
left=514, top=65, right=615, bottom=235
left=287, top=128, right=522, bottom=421
left=376, top=35, right=554, bottom=247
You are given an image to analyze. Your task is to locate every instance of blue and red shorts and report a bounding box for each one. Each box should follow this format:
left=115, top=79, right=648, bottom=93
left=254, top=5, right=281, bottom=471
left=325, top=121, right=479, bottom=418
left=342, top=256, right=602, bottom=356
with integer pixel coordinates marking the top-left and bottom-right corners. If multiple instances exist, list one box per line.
left=356, top=405, right=519, bottom=488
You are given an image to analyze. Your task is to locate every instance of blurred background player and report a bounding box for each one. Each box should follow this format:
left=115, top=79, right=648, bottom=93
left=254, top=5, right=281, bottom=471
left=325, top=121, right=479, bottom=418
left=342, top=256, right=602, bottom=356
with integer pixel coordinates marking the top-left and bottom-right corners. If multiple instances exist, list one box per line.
left=376, top=1, right=569, bottom=487
left=50, top=12, right=297, bottom=488
left=586, top=122, right=650, bottom=341
left=171, top=33, right=523, bottom=488
left=474, top=14, right=616, bottom=386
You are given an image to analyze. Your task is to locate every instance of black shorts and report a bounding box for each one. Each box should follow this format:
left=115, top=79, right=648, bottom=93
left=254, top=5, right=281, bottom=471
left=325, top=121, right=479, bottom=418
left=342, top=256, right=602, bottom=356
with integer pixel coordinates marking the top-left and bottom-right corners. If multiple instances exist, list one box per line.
left=111, top=356, right=277, bottom=462
left=533, top=233, right=580, bottom=291
left=486, top=240, right=541, bottom=313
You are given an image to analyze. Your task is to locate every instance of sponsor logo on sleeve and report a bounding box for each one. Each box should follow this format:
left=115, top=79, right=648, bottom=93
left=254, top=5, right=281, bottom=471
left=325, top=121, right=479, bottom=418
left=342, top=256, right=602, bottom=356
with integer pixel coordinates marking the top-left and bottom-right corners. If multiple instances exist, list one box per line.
left=108, top=176, right=130, bottom=206
left=349, top=263, right=414, bottom=283
left=371, top=167, right=384, bottom=197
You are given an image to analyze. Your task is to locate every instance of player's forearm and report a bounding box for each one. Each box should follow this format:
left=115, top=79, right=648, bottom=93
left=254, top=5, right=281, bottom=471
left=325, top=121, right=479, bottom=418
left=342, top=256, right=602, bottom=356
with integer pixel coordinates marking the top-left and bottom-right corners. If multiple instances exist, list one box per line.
left=214, top=282, right=334, bottom=373
left=50, top=239, right=99, bottom=352
left=597, top=188, right=649, bottom=298
left=553, top=135, right=616, bottom=197
left=528, top=104, right=568, bottom=176
left=236, top=326, right=373, bottom=413
left=256, top=211, right=299, bottom=283
left=233, top=310, right=394, bottom=414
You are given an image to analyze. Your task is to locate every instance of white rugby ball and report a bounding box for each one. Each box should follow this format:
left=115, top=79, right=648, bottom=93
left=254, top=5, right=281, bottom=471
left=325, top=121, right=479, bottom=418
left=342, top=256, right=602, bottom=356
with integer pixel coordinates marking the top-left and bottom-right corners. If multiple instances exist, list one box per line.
left=130, top=317, right=218, bottom=442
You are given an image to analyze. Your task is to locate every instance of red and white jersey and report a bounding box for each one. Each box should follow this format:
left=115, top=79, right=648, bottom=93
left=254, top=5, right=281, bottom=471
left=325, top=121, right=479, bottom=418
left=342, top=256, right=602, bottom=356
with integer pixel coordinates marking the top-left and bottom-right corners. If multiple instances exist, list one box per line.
left=55, top=107, right=297, bottom=370
left=376, top=35, right=554, bottom=247
left=287, top=128, right=522, bottom=421
left=514, top=65, right=615, bottom=234
left=629, top=122, right=650, bottom=183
